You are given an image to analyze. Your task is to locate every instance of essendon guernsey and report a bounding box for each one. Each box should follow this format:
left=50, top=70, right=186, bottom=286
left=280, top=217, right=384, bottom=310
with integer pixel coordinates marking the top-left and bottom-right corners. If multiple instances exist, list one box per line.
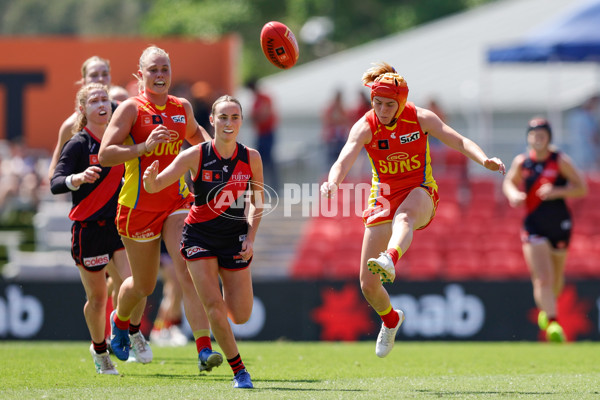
left=185, top=140, right=253, bottom=238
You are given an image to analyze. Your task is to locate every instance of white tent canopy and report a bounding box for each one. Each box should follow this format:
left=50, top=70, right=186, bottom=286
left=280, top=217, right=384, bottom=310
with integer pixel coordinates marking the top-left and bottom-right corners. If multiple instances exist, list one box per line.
left=237, top=0, right=600, bottom=178
left=258, top=0, right=599, bottom=118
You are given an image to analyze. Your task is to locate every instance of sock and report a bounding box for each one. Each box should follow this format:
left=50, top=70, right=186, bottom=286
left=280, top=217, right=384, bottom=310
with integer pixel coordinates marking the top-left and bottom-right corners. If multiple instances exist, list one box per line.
left=378, top=305, right=400, bottom=329
left=171, top=318, right=182, bottom=326
left=113, top=312, right=130, bottom=331
left=129, top=323, right=141, bottom=336
left=153, top=318, right=164, bottom=331
left=92, top=340, right=108, bottom=354
left=194, top=330, right=212, bottom=353
left=386, top=246, right=403, bottom=265
left=228, top=354, right=245, bottom=375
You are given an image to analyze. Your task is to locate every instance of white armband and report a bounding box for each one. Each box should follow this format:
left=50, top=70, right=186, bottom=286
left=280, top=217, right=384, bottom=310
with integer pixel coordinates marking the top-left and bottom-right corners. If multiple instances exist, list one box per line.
left=65, top=175, right=80, bottom=191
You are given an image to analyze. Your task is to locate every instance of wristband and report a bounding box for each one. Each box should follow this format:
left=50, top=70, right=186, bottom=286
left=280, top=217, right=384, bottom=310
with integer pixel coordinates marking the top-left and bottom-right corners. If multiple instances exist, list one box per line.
left=65, top=175, right=80, bottom=191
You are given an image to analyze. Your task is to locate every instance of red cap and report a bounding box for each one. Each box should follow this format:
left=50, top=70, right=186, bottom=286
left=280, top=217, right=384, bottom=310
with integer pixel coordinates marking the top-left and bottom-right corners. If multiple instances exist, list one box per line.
left=366, top=73, right=409, bottom=122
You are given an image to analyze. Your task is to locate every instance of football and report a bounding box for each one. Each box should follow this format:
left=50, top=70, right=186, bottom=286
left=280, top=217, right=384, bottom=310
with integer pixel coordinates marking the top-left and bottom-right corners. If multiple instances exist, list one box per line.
left=260, top=21, right=299, bottom=69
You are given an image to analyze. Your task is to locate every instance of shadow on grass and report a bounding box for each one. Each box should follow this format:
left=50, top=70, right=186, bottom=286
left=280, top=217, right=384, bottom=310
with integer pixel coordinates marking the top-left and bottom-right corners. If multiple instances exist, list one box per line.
left=120, top=373, right=364, bottom=393
left=416, top=389, right=557, bottom=396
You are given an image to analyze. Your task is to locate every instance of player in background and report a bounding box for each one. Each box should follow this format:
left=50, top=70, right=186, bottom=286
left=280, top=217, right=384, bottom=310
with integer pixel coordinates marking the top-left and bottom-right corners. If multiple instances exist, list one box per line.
left=99, top=46, right=215, bottom=371
left=49, top=56, right=121, bottom=180
left=321, top=62, right=505, bottom=358
left=503, top=118, right=587, bottom=342
left=50, top=83, right=145, bottom=374
left=143, top=95, right=262, bottom=389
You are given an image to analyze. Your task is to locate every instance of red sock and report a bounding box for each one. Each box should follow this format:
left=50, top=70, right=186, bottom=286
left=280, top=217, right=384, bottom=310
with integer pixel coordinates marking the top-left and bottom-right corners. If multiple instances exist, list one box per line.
left=227, top=354, right=245, bottom=375
left=92, top=340, right=108, bottom=354
left=386, top=248, right=400, bottom=265
left=113, top=313, right=130, bottom=331
left=195, top=336, right=212, bottom=353
left=380, top=308, right=400, bottom=329
left=129, top=323, right=141, bottom=335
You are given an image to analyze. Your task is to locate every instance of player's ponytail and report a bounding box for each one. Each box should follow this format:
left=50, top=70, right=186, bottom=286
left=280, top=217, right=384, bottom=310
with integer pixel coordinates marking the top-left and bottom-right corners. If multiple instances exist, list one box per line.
left=361, top=62, right=396, bottom=86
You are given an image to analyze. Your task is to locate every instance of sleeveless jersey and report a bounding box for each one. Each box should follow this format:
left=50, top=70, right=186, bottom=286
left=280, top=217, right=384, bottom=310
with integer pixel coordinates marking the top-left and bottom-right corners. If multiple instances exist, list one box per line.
left=521, top=150, right=570, bottom=216
left=185, top=140, right=252, bottom=239
left=51, top=127, right=124, bottom=222
left=364, top=102, right=437, bottom=207
left=119, top=93, right=191, bottom=211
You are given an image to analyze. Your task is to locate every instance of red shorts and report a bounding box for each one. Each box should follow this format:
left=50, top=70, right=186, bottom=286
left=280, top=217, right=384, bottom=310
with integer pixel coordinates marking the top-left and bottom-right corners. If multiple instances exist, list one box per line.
left=362, top=185, right=439, bottom=228
left=116, top=196, right=191, bottom=241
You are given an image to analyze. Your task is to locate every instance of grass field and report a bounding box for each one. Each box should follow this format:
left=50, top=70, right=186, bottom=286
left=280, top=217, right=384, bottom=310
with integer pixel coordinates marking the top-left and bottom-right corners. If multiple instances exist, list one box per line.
left=1, top=341, right=599, bottom=399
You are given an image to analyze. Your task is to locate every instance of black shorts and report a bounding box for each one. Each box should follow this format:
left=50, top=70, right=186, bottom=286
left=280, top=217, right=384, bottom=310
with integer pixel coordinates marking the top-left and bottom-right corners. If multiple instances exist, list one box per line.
left=523, top=213, right=572, bottom=250
left=71, top=219, right=124, bottom=272
left=180, top=223, right=251, bottom=270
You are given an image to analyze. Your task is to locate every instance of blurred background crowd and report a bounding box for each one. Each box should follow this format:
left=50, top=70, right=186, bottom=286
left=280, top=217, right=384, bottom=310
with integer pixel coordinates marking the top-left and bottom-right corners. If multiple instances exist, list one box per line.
left=1, top=0, right=600, bottom=281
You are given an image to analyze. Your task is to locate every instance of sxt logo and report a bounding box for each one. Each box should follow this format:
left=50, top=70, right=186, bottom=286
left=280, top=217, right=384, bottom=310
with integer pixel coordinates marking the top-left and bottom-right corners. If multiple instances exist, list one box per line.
left=0, top=285, right=44, bottom=338
left=399, top=131, right=420, bottom=144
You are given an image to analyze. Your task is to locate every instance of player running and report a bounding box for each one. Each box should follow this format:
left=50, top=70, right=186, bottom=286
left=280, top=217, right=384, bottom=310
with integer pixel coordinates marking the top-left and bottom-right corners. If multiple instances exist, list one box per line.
left=50, top=83, right=145, bottom=374
left=143, top=95, right=262, bottom=389
left=99, top=46, right=216, bottom=371
left=503, top=118, right=587, bottom=342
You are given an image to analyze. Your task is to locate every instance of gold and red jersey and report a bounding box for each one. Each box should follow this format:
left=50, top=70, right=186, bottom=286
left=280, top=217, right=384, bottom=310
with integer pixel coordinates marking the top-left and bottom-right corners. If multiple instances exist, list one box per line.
left=363, top=102, right=437, bottom=209
left=119, top=93, right=191, bottom=211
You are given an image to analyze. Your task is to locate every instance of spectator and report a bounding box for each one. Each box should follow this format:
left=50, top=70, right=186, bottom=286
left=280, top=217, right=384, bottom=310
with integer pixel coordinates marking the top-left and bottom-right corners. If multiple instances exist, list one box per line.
left=566, top=95, right=600, bottom=171
left=247, top=78, right=279, bottom=191
left=322, top=89, right=351, bottom=164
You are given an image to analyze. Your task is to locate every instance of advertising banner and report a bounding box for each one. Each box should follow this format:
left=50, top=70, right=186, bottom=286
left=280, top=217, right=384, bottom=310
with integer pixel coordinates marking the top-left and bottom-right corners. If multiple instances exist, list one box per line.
left=0, top=279, right=598, bottom=342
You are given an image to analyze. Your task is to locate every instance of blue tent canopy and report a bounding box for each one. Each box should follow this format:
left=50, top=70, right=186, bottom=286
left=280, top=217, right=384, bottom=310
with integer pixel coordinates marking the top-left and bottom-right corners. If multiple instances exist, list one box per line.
left=488, top=0, right=600, bottom=62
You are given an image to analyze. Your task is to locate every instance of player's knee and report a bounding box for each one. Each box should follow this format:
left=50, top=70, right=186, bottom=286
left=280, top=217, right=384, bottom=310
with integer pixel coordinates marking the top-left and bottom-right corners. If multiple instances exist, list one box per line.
left=229, top=308, right=252, bottom=325
left=86, top=292, right=107, bottom=311
left=360, top=279, right=379, bottom=300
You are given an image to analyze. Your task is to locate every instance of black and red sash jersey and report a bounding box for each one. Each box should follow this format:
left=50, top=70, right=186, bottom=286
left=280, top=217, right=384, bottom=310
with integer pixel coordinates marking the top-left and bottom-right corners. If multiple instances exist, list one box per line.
left=521, top=150, right=569, bottom=215
left=50, top=127, right=124, bottom=222
left=185, top=140, right=252, bottom=239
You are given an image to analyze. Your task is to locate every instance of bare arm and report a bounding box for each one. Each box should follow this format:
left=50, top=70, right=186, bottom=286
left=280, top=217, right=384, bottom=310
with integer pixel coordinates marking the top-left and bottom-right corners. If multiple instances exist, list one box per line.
left=99, top=99, right=149, bottom=166
left=320, top=117, right=371, bottom=197
left=536, top=152, right=588, bottom=200
left=48, top=113, right=77, bottom=180
left=418, top=107, right=505, bottom=174
left=239, top=148, right=264, bottom=261
left=502, top=154, right=527, bottom=207
left=143, top=144, right=200, bottom=193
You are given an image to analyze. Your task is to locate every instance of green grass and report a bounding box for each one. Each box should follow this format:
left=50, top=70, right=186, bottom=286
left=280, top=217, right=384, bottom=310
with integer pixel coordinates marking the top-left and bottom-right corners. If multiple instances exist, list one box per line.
left=1, top=341, right=599, bottom=399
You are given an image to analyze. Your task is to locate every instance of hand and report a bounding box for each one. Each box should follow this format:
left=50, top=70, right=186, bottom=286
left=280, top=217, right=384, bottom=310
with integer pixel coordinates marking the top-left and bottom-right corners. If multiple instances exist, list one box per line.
left=74, top=166, right=102, bottom=186
left=320, top=181, right=338, bottom=198
left=239, top=238, right=254, bottom=261
left=483, top=157, right=506, bottom=175
left=508, top=191, right=526, bottom=207
left=142, top=160, right=160, bottom=193
left=145, top=125, right=171, bottom=153
left=536, top=183, right=554, bottom=200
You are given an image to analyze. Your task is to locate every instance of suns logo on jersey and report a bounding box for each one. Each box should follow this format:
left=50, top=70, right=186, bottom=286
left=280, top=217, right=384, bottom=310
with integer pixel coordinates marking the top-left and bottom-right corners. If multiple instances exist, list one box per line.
left=171, top=115, right=185, bottom=123
left=386, top=152, right=409, bottom=162
left=378, top=152, right=421, bottom=174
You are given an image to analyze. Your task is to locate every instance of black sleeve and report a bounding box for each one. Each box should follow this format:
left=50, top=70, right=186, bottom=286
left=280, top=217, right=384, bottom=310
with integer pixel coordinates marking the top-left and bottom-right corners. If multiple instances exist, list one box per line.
left=50, top=137, right=83, bottom=194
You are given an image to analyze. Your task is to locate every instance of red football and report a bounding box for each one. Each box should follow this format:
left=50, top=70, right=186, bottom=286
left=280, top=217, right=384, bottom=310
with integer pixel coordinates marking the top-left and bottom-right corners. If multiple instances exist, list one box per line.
left=260, top=21, right=299, bottom=69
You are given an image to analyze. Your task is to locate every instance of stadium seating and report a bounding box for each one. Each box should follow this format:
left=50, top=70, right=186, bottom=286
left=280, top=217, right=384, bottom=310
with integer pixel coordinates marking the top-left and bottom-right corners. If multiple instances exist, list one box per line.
left=291, top=174, right=600, bottom=281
